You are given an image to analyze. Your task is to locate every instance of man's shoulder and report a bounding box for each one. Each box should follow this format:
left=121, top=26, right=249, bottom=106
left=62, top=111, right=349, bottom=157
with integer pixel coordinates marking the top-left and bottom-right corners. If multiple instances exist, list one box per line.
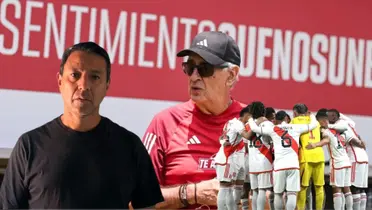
left=291, top=116, right=310, bottom=123
left=150, top=101, right=194, bottom=124
left=102, top=117, right=140, bottom=140
left=19, top=117, right=59, bottom=139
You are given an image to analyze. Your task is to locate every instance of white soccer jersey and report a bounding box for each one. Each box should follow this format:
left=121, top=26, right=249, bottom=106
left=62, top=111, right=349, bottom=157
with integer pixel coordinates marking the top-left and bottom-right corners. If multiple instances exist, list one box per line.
left=330, top=120, right=369, bottom=163
left=246, top=121, right=273, bottom=173
left=322, top=128, right=351, bottom=169
left=247, top=115, right=318, bottom=171
left=214, top=118, right=245, bottom=164
left=223, top=118, right=245, bottom=146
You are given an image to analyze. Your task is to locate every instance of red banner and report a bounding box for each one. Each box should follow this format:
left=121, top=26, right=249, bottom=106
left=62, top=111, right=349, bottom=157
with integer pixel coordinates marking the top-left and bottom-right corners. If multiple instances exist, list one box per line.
left=1, top=0, right=371, bottom=115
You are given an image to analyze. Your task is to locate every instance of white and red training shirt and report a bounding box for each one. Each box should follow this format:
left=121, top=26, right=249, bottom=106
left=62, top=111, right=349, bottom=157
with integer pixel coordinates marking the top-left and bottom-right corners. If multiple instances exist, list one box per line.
left=214, top=118, right=245, bottom=165
left=245, top=121, right=273, bottom=174
left=330, top=120, right=369, bottom=164
left=322, top=128, right=351, bottom=169
left=247, top=115, right=317, bottom=171
left=142, top=99, right=246, bottom=187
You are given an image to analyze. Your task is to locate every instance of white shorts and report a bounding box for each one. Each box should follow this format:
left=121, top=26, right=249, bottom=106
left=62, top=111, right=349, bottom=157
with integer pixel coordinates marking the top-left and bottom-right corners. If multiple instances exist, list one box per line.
left=250, top=172, right=273, bottom=189
left=216, top=152, right=245, bottom=182
left=273, top=169, right=300, bottom=193
left=351, top=162, right=369, bottom=188
left=330, top=166, right=351, bottom=187
left=244, top=153, right=250, bottom=183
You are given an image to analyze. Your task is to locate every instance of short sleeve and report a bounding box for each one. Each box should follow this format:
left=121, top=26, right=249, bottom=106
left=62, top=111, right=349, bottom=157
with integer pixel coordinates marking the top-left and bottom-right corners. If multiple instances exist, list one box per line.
left=141, top=116, right=166, bottom=185
left=131, top=134, right=164, bottom=208
left=0, top=136, right=29, bottom=209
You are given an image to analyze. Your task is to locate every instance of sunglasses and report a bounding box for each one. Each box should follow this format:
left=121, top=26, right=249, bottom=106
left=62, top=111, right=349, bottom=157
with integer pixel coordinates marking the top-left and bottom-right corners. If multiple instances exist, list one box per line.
left=182, top=62, right=229, bottom=77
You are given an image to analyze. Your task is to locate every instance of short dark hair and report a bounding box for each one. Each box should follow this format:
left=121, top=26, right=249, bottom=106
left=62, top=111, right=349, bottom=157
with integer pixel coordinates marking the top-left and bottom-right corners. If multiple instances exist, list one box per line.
left=240, top=106, right=250, bottom=117
left=276, top=111, right=288, bottom=121
left=316, top=111, right=328, bottom=120
left=248, top=101, right=265, bottom=119
left=327, top=108, right=340, bottom=118
left=286, top=113, right=291, bottom=121
left=265, top=107, right=276, bottom=118
left=293, top=103, right=308, bottom=114
left=317, top=108, right=328, bottom=116
left=60, top=42, right=111, bottom=82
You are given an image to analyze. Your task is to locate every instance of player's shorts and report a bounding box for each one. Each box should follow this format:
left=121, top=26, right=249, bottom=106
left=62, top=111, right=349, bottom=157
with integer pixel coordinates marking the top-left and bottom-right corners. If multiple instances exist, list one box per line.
left=216, top=152, right=245, bottom=182
left=244, top=153, right=250, bottom=183
left=249, top=172, right=273, bottom=189
left=300, top=162, right=325, bottom=187
left=330, top=166, right=351, bottom=187
left=273, top=169, right=300, bottom=193
left=351, top=162, right=369, bottom=188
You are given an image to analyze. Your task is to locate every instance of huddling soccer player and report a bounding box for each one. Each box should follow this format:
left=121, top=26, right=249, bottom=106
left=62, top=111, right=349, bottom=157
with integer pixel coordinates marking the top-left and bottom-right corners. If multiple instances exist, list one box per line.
left=327, top=109, right=369, bottom=210
left=307, top=111, right=353, bottom=210
left=214, top=106, right=253, bottom=210
left=245, top=102, right=275, bottom=210
left=247, top=108, right=318, bottom=210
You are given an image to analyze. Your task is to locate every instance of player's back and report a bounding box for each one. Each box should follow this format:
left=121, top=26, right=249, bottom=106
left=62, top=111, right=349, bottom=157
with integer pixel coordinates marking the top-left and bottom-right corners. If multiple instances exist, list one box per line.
left=248, top=121, right=273, bottom=173
left=271, top=124, right=302, bottom=171
left=223, top=118, right=245, bottom=147
left=291, top=116, right=324, bottom=163
left=336, top=120, right=369, bottom=164
left=323, top=128, right=351, bottom=169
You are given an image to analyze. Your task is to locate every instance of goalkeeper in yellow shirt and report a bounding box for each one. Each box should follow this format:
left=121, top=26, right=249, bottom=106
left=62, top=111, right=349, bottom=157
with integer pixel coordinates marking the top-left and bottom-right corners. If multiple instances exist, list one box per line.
left=291, top=104, right=325, bottom=210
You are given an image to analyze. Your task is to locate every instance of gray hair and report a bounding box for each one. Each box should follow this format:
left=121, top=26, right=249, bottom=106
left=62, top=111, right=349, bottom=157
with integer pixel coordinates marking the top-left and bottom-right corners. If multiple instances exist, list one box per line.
left=225, top=62, right=240, bottom=89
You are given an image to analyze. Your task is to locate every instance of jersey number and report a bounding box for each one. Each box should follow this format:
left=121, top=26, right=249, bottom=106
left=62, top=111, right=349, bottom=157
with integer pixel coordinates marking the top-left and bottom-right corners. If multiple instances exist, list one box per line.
left=249, top=136, right=263, bottom=148
left=334, top=133, right=345, bottom=149
left=281, top=130, right=292, bottom=148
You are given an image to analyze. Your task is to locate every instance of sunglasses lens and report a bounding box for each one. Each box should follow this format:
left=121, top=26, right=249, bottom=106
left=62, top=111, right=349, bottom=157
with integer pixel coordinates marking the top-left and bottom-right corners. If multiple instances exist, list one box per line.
left=182, top=62, right=193, bottom=75
left=197, top=63, right=214, bottom=77
left=182, top=62, right=215, bottom=77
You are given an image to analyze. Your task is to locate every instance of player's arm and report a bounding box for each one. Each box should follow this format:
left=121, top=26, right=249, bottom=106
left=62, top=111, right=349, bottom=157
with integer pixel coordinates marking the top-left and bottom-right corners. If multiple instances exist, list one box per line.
left=306, top=135, right=330, bottom=149
left=247, top=118, right=273, bottom=135
left=286, top=114, right=318, bottom=134
left=339, top=113, right=356, bottom=128
left=328, top=121, right=348, bottom=132
left=141, top=116, right=199, bottom=209
left=0, top=136, right=29, bottom=209
left=348, top=138, right=366, bottom=149
left=131, top=132, right=164, bottom=209
left=241, top=130, right=254, bottom=140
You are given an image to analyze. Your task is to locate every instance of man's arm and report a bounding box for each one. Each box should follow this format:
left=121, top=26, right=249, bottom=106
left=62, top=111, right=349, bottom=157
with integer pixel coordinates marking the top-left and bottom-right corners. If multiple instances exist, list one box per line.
left=0, top=136, right=29, bottom=209
left=241, top=130, right=254, bottom=140
left=142, top=116, right=218, bottom=209
left=306, top=136, right=330, bottom=149
left=247, top=118, right=273, bottom=135
left=289, top=114, right=318, bottom=134
left=131, top=133, right=164, bottom=209
left=339, top=113, right=356, bottom=128
left=328, top=121, right=348, bottom=132
left=348, top=138, right=365, bottom=149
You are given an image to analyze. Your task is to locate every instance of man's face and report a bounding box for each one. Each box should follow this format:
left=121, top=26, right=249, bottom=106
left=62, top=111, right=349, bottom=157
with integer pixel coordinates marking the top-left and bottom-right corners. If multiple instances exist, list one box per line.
left=318, top=118, right=329, bottom=128
left=186, top=54, right=231, bottom=104
left=241, top=113, right=251, bottom=124
left=267, top=113, right=276, bottom=123
left=284, top=115, right=291, bottom=123
left=328, top=112, right=338, bottom=123
left=58, top=51, right=109, bottom=117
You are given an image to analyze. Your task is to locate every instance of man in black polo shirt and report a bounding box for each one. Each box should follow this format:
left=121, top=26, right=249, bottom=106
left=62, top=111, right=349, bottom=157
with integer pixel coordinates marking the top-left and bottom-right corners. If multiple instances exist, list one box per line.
left=0, top=42, right=164, bottom=209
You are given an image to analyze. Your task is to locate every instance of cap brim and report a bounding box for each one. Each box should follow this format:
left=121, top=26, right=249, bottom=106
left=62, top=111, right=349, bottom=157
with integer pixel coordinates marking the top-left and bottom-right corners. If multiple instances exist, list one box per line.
left=177, top=47, right=225, bottom=66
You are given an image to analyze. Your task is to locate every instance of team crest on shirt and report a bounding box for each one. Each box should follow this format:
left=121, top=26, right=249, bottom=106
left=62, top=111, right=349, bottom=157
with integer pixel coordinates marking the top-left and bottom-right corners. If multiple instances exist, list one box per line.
left=198, top=158, right=216, bottom=170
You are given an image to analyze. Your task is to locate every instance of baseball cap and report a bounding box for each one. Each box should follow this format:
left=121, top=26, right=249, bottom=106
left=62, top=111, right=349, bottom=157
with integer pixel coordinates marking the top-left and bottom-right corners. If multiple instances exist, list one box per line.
left=177, top=31, right=241, bottom=67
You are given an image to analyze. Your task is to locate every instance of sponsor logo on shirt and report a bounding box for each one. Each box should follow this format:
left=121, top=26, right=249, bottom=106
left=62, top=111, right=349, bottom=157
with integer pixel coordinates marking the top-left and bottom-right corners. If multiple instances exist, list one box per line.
left=198, top=158, right=216, bottom=170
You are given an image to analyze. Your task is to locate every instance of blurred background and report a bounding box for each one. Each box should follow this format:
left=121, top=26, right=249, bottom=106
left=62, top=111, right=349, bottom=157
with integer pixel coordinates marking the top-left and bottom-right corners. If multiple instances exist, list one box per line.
left=1, top=0, right=372, bottom=208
